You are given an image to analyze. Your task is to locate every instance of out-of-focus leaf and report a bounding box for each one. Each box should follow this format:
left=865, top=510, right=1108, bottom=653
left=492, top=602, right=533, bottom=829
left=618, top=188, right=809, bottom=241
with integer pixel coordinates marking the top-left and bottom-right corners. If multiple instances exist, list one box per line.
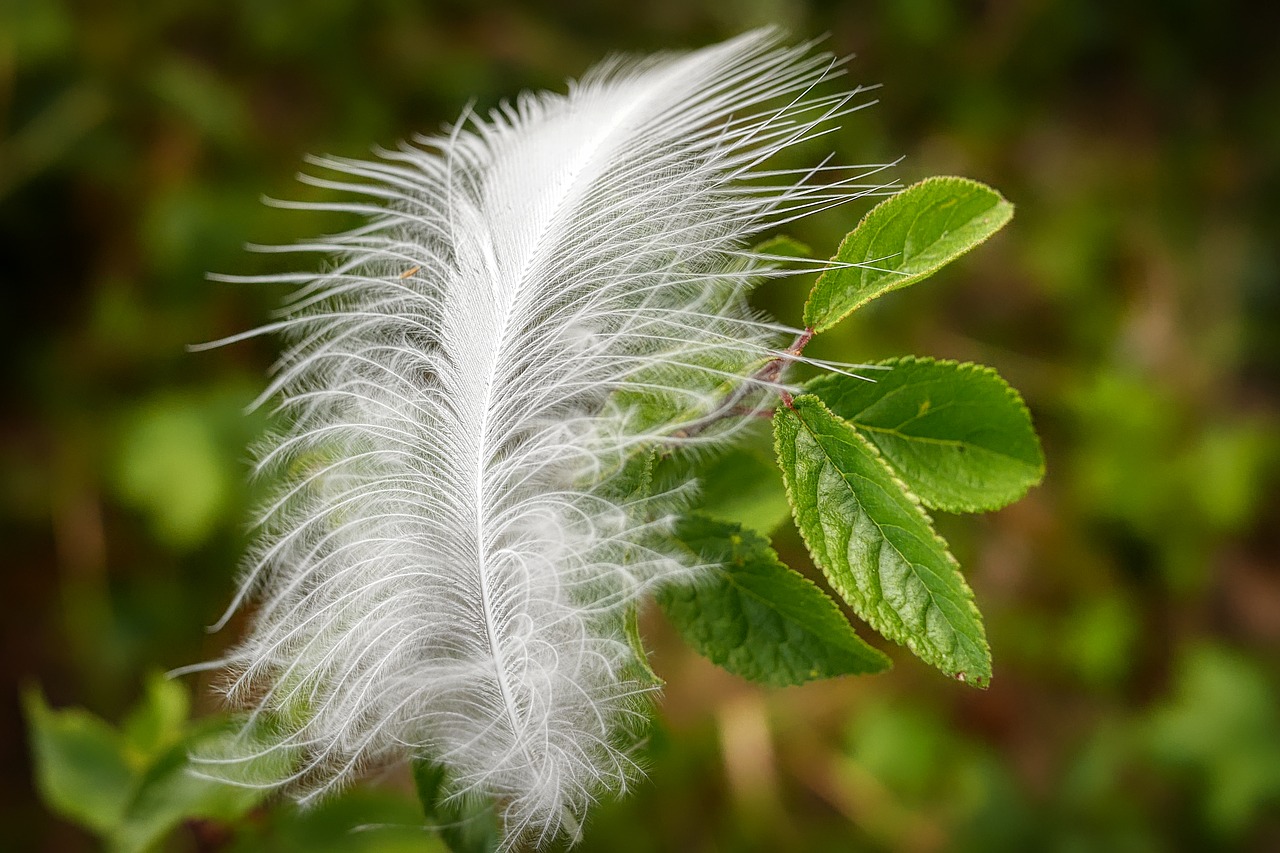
left=659, top=515, right=890, bottom=686
left=1185, top=423, right=1274, bottom=531
left=1, top=0, right=75, bottom=62
left=804, top=177, right=1013, bottom=332
left=146, top=56, right=250, bottom=150
left=112, top=719, right=280, bottom=853
left=27, top=679, right=290, bottom=853
left=1059, top=595, right=1138, bottom=686
left=412, top=758, right=501, bottom=853
left=1146, top=644, right=1280, bottom=835
left=846, top=700, right=952, bottom=801
left=806, top=357, right=1044, bottom=512
left=774, top=396, right=991, bottom=686
left=112, top=395, right=235, bottom=548
left=23, top=687, right=138, bottom=834
left=694, top=431, right=792, bottom=533
left=122, top=673, right=190, bottom=760
left=753, top=234, right=813, bottom=258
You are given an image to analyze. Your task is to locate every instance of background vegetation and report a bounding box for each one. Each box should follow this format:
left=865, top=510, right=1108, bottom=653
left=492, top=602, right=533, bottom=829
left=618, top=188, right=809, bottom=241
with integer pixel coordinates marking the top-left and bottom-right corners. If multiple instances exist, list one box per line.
left=4, top=1, right=1278, bottom=850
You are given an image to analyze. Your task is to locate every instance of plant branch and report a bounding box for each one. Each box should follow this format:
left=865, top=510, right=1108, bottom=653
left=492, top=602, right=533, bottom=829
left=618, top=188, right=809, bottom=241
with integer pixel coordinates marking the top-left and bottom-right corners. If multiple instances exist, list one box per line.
left=671, top=328, right=813, bottom=438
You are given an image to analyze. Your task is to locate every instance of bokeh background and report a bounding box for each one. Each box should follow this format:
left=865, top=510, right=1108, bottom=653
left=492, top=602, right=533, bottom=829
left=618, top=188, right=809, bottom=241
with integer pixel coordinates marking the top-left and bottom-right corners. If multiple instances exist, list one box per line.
left=4, top=1, right=1279, bottom=850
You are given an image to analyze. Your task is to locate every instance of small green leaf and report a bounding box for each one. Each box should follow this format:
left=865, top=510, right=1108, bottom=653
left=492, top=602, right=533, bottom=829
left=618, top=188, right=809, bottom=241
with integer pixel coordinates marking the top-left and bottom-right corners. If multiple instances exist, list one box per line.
left=659, top=515, right=890, bottom=686
left=598, top=446, right=658, bottom=502
left=23, top=687, right=138, bottom=834
left=774, top=396, right=991, bottom=686
left=753, top=234, right=813, bottom=258
left=807, top=357, right=1044, bottom=512
left=803, top=177, right=1013, bottom=332
left=412, top=758, right=501, bottom=853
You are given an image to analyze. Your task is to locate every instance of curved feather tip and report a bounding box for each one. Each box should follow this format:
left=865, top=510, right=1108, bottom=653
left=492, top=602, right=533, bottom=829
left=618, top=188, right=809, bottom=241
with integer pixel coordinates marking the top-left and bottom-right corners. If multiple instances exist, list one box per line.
left=195, top=27, right=887, bottom=848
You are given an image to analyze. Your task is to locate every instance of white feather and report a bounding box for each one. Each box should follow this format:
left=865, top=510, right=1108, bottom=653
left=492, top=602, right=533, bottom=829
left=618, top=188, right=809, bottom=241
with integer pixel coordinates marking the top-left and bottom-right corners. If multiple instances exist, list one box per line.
left=195, top=29, right=887, bottom=847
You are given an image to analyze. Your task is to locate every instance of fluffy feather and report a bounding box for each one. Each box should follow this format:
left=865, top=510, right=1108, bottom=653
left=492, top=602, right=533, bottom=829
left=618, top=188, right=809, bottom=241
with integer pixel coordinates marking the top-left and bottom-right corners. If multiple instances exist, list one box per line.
left=194, top=29, right=887, bottom=846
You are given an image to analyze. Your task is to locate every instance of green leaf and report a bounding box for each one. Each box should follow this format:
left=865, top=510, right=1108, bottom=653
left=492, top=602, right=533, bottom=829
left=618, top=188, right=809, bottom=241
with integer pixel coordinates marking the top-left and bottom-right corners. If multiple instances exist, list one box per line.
left=121, top=673, right=191, bottom=761
left=693, top=428, right=793, bottom=533
left=23, top=687, right=139, bottom=834
left=597, top=445, right=658, bottom=502
left=773, top=396, right=991, bottom=686
left=242, top=789, right=438, bottom=852
left=806, top=357, right=1044, bottom=512
left=803, top=177, right=1013, bottom=332
left=753, top=234, right=813, bottom=258
left=112, top=719, right=276, bottom=853
left=412, top=758, right=501, bottom=853
left=659, top=515, right=890, bottom=686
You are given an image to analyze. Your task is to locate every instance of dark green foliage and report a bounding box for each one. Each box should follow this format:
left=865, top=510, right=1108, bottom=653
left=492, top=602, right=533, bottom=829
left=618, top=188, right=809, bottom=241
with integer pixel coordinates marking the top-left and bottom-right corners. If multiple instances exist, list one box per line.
left=659, top=516, right=890, bottom=686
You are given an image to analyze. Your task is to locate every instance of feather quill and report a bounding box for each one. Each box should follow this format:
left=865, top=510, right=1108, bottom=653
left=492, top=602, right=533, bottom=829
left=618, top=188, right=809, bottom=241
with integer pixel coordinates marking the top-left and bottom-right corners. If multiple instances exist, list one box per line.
left=195, top=29, right=886, bottom=846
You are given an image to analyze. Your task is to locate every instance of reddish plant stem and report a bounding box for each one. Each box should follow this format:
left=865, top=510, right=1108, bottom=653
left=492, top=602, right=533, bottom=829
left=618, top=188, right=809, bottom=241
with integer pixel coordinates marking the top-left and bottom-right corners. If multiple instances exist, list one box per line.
left=671, top=327, right=813, bottom=437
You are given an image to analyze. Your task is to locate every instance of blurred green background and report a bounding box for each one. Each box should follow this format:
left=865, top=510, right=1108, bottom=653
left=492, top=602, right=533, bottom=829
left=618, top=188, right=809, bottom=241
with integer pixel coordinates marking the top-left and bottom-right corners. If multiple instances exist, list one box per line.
left=4, top=1, right=1279, bottom=850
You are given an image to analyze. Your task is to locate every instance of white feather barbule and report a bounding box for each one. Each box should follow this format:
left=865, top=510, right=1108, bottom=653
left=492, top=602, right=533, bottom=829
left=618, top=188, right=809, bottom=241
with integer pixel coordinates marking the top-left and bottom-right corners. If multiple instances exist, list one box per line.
left=196, top=29, right=886, bottom=847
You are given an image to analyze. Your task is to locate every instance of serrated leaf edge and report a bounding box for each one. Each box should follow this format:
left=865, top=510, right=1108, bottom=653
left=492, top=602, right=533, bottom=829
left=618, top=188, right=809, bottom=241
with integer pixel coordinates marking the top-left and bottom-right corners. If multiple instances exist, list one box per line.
left=662, top=516, right=890, bottom=686
left=803, top=176, right=1014, bottom=333
left=775, top=396, right=992, bottom=687
left=806, top=354, right=1046, bottom=513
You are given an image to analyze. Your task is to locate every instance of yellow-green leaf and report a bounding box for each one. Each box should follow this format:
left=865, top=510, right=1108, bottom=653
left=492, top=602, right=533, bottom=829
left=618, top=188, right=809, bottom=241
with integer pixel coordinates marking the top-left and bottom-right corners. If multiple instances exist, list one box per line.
left=804, top=177, right=1013, bottom=332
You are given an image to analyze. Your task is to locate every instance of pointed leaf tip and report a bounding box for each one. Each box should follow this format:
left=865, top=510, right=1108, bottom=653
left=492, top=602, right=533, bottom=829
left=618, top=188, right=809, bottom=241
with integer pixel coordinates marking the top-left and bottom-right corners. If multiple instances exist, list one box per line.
left=773, top=396, right=992, bottom=685
left=804, top=176, right=1013, bottom=332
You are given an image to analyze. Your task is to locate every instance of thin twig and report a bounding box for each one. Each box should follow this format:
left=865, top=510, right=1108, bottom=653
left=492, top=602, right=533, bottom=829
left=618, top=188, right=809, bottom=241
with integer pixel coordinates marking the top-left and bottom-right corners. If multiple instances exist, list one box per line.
left=671, top=328, right=813, bottom=438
